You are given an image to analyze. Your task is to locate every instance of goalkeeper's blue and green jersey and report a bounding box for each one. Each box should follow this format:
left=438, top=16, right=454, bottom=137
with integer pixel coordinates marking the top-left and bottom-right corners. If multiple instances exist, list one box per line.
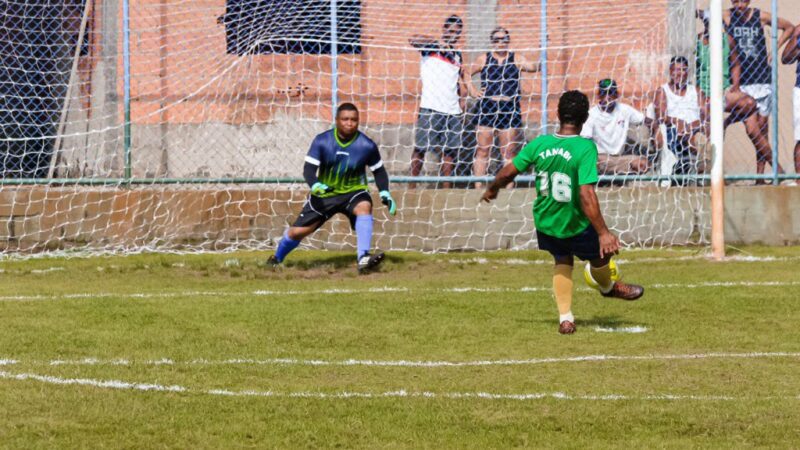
left=305, top=128, right=383, bottom=198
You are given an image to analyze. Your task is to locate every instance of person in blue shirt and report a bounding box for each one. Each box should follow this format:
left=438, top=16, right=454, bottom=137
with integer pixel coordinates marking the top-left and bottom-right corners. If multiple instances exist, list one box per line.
left=268, top=103, right=397, bottom=274
left=782, top=24, right=800, bottom=178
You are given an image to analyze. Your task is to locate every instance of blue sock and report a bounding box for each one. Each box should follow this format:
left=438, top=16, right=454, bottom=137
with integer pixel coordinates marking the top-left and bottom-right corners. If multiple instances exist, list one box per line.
left=355, top=215, right=373, bottom=259
left=274, top=230, right=301, bottom=263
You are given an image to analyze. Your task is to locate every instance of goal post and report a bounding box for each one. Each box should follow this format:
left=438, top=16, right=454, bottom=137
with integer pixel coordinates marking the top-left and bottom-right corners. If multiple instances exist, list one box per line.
left=0, top=0, right=732, bottom=255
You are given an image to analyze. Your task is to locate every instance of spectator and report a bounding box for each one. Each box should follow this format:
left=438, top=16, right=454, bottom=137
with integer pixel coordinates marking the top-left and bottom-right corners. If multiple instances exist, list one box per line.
left=580, top=79, right=649, bottom=175
left=653, top=56, right=709, bottom=185
left=724, top=0, right=791, bottom=181
left=464, top=27, right=540, bottom=188
left=408, top=15, right=469, bottom=189
left=696, top=9, right=757, bottom=130
left=781, top=24, right=800, bottom=178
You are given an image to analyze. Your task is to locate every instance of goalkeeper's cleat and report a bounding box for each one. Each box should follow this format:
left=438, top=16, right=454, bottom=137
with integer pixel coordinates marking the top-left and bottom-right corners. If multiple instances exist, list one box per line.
left=583, top=259, right=620, bottom=293
left=266, top=255, right=281, bottom=267
left=357, top=251, right=385, bottom=274
left=601, top=281, right=644, bottom=301
left=558, top=320, right=576, bottom=335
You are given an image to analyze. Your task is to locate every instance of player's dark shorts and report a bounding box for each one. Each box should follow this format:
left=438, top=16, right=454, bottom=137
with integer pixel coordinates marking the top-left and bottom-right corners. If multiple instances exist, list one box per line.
left=293, top=190, right=372, bottom=230
left=415, top=108, right=463, bottom=158
left=536, top=225, right=601, bottom=260
left=476, top=98, right=522, bottom=129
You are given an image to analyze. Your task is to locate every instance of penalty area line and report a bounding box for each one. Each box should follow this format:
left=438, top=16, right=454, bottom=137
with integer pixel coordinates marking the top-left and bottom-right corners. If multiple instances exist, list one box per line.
left=0, top=281, right=797, bottom=303
left=3, top=351, right=798, bottom=369
left=0, top=369, right=787, bottom=402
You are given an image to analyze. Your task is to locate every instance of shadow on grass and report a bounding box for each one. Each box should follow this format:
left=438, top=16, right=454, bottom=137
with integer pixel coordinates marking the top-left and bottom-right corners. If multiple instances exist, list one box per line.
left=533, top=315, right=645, bottom=328
left=282, top=253, right=405, bottom=271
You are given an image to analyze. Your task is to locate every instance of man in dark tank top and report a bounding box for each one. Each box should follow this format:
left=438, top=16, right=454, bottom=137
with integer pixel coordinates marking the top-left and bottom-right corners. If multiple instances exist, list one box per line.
left=463, top=27, right=540, bottom=188
left=723, top=0, right=793, bottom=182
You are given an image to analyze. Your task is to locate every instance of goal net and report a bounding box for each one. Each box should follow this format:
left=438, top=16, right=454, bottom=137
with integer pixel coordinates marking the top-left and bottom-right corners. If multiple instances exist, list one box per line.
left=0, top=0, right=709, bottom=256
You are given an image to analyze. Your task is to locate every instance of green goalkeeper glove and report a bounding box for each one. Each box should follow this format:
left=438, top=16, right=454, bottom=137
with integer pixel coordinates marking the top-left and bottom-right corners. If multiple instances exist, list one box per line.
left=310, top=182, right=332, bottom=196
left=379, top=190, right=396, bottom=216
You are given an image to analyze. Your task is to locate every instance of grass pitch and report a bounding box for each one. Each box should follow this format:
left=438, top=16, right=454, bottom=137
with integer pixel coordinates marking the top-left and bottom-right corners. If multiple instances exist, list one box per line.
left=0, top=246, right=799, bottom=448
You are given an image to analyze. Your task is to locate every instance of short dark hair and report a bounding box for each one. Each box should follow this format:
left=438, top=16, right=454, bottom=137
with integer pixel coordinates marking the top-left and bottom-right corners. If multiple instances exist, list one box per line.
left=670, top=56, right=689, bottom=67
left=490, top=26, right=509, bottom=39
left=444, top=15, right=463, bottom=28
left=336, top=102, right=359, bottom=117
left=557, top=90, right=590, bottom=127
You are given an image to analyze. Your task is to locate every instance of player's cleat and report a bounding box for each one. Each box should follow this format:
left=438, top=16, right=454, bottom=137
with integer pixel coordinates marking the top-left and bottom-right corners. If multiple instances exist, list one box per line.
left=601, top=281, right=644, bottom=301
left=357, top=251, right=385, bottom=274
left=558, top=321, right=576, bottom=335
left=266, top=255, right=281, bottom=267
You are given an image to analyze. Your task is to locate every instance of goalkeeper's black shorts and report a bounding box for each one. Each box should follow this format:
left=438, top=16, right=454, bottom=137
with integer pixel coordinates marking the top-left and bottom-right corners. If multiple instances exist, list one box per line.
left=536, top=225, right=600, bottom=260
left=293, top=190, right=372, bottom=230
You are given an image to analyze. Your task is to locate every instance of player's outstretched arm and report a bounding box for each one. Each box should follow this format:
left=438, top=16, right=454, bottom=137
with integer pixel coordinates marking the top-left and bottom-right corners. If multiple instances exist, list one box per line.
left=481, top=162, right=519, bottom=203
left=782, top=25, right=800, bottom=64
left=579, top=184, right=620, bottom=258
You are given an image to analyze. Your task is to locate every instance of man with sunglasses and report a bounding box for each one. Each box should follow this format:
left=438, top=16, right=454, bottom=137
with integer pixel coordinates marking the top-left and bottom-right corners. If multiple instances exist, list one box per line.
left=580, top=79, right=649, bottom=176
left=464, top=27, right=540, bottom=188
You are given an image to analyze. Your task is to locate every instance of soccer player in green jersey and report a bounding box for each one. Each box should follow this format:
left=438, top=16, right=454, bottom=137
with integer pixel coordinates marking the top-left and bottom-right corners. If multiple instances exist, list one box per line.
left=481, top=90, right=644, bottom=334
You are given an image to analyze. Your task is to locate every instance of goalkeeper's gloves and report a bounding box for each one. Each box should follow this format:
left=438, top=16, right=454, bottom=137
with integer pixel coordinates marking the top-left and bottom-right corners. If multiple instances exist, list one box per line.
left=310, top=182, right=332, bottom=196
left=379, top=190, right=397, bottom=216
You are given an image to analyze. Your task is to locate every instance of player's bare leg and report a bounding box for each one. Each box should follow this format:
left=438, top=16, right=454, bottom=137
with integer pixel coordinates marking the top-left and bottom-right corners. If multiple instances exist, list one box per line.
left=723, top=91, right=756, bottom=129
left=795, top=141, right=800, bottom=175
left=746, top=115, right=784, bottom=183
left=353, top=200, right=384, bottom=274
left=409, top=148, right=425, bottom=190
left=585, top=255, right=644, bottom=301
left=497, top=128, right=519, bottom=188
left=440, top=153, right=454, bottom=189
left=553, top=255, right=576, bottom=334
left=473, top=126, right=493, bottom=189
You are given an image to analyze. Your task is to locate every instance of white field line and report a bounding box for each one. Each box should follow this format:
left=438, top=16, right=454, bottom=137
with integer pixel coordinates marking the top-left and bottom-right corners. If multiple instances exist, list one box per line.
left=448, top=255, right=800, bottom=265
left=594, top=326, right=649, bottom=333
left=0, top=280, right=797, bottom=303
left=0, top=369, right=781, bottom=401
left=2, top=351, right=795, bottom=369
left=0, top=254, right=792, bottom=276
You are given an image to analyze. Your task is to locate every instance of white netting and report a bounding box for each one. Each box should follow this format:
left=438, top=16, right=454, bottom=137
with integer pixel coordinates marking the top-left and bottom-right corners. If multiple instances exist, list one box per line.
left=0, top=0, right=718, bottom=255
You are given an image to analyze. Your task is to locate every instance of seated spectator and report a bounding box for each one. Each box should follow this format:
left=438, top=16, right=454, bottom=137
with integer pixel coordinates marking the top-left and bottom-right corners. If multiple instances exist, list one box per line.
left=580, top=79, right=649, bottom=175
left=653, top=56, right=710, bottom=185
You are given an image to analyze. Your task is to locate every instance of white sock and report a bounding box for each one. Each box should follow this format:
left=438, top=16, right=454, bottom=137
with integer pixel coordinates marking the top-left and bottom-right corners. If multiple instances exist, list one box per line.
left=559, top=312, right=575, bottom=324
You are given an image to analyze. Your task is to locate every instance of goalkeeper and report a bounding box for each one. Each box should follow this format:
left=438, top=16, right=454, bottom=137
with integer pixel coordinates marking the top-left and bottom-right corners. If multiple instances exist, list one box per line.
left=268, top=103, right=397, bottom=274
left=481, top=91, right=644, bottom=335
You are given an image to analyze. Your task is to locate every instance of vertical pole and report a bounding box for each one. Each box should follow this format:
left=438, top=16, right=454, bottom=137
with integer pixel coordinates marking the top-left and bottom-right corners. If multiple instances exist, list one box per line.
left=330, top=0, right=338, bottom=122
left=709, top=0, right=725, bottom=260
left=123, top=0, right=132, bottom=180
left=540, top=0, right=548, bottom=132
left=770, top=0, right=779, bottom=185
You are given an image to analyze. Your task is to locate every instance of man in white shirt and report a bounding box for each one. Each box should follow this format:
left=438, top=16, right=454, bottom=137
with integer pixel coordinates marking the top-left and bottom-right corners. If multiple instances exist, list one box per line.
left=654, top=56, right=709, bottom=185
left=581, top=79, right=649, bottom=175
left=408, top=15, right=469, bottom=189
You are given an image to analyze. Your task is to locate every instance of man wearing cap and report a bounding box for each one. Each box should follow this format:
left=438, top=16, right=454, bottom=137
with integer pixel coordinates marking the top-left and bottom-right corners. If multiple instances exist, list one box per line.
left=580, top=79, right=649, bottom=175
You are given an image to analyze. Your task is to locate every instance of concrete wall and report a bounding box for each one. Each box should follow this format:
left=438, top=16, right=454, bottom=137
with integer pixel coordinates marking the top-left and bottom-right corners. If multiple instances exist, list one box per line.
left=0, top=186, right=796, bottom=254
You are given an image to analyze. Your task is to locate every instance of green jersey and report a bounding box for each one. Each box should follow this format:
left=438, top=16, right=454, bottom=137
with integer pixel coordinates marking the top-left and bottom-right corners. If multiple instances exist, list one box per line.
left=512, top=134, right=599, bottom=238
left=697, top=34, right=731, bottom=96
